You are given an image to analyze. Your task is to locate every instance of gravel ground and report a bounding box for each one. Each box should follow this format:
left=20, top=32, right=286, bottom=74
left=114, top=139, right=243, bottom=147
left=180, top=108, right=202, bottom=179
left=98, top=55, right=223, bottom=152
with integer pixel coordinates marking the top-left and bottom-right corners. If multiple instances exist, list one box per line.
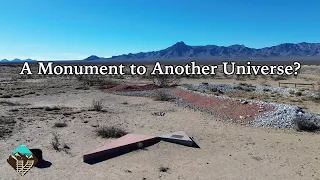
left=107, top=84, right=319, bottom=129
left=174, top=87, right=274, bottom=122
left=195, top=83, right=316, bottom=96
left=179, top=84, right=320, bottom=128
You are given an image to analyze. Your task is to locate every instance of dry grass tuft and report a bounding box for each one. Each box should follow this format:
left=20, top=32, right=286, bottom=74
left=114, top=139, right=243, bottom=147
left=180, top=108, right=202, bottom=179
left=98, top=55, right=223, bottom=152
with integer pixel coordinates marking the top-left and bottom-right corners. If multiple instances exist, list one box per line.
left=153, top=89, right=174, bottom=101
left=91, top=99, right=104, bottom=111
left=51, top=133, right=61, bottom=151
left=96, top=126, right=128, bottom=138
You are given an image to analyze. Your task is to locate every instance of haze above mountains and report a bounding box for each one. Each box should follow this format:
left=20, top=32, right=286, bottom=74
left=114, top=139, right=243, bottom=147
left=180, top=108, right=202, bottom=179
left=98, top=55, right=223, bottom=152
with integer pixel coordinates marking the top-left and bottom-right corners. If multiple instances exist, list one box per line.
left=2, top=42, right=320, bottom=62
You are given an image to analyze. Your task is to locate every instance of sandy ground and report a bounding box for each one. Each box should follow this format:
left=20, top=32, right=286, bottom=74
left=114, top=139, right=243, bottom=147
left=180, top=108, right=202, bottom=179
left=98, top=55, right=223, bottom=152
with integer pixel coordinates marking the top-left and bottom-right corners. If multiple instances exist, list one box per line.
left=0, top=66, right=320, bottom=180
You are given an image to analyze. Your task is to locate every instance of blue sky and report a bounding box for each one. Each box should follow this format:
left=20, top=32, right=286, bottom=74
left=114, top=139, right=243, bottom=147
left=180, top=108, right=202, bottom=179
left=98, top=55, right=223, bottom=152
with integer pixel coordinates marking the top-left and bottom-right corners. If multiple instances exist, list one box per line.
left=1, top=0, right=319, bottom=60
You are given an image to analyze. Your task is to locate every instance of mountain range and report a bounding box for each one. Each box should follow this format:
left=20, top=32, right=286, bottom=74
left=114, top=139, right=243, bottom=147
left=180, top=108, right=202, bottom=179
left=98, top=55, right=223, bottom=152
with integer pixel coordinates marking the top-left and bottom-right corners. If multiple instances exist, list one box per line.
left=86, top=41, right=320, bottom=61
left=0, top=58, right=37, bottom=63
left=1, top=42, right=320, bottom=63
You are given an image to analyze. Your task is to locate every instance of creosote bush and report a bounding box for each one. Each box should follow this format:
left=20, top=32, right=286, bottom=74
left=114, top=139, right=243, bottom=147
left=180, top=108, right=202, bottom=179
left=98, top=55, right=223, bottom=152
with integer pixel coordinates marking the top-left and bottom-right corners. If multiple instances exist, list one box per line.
left=209, top=87, right=217, bottom=92
left=295, top=91, right=303, bottom=96
left=0, top=94, right=13, bottom=98
left=263, top=88, right=271, bottom=92
left=289, top=90, right=295, bottom=95
left=77, top=76, right=119, bottom=89
left=152, top=74, right=180, bottom=87
left=53, top=122, right=68, bottom=128
left=153, top=89, right=174, bottom=101
left=310, top=93, right=320, bottom=103
left=159, top=166, right=170, bottom=173
left=92, top=99, right=104, bottom=111
left=293, top=113, right=319, bottom=132
left=96, top=126, right=128, bottom=138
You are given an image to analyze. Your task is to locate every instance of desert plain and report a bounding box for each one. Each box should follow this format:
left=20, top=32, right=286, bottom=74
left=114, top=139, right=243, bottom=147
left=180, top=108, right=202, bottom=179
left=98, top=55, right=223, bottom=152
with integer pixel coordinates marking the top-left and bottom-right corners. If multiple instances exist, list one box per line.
left=0, top=64, right=320, bottom=180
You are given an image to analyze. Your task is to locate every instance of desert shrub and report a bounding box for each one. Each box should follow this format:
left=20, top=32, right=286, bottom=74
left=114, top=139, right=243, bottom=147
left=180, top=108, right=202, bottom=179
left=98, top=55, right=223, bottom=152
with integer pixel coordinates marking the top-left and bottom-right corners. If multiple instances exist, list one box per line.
left=153, top=89, right=173, bottom=101
left=79, top=77, right=119, bottom=89
left=53, top=122, right=68, bottom=128
left=0, top=116, right=16, bottom=138
left=295, top=91, right=303, bottom=96
left=96, top=126, right=128, bottom=138
left=233, top=85, right=242, bottom=90
left=51, top=133, right=61, bottom=151
left=9, top=108, right=19, bottom=112
left=97, top=79, right=119, bottom=89
left=263, top=88, right=270, bottom=92
left=293, top=114, right=319, bottom=132
left=310, top=93, right=320, bottom=103
left=0, top=94, right=12, bottom=98
left=152, top=74, right=180, bottom=87
left=63, top=144, right=70, bottom=150
left=91, top=99, right=104, bottom=111
left=0, top=117, right=16, bottom=125
left=289, top=90, right=295, bottom=95
left=159, top=166, right=170, bottom=173
left=244, top=87, right=255, bottom=92
left=209, top=87, right=217, bottom=92
left=233, top=83, right=256, bottom=92
left=239, top=83, right=248, bottom=86
left=27, top=91, right=35, bottom=95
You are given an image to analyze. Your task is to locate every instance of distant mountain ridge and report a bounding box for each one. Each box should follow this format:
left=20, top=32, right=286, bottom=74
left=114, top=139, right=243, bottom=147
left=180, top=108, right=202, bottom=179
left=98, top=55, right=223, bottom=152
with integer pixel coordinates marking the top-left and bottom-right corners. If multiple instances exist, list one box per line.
left=0, top=58, right=37, bottom=62
left=84, top=55, right=101, bottom=60
left=85, top=41, right=320, bottom=61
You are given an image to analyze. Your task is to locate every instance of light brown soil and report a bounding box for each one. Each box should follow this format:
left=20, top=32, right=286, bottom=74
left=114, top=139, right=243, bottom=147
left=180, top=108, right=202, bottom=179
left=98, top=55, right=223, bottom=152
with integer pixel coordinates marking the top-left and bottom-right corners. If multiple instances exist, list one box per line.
left=0, top=65, right=319, bottom=180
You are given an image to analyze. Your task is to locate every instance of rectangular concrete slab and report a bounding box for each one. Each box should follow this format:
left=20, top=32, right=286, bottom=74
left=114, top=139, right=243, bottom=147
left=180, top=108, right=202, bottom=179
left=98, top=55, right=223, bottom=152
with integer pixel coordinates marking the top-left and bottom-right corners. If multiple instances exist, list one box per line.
left=84, top=134, right=159, bottom=164
left=158, top=131, right=197, bottom=147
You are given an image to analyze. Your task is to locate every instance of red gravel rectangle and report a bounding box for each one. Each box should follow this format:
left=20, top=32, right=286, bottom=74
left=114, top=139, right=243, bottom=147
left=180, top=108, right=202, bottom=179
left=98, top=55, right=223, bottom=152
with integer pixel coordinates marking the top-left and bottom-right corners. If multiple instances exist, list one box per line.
left=174, top=88, right=274, bottom=122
